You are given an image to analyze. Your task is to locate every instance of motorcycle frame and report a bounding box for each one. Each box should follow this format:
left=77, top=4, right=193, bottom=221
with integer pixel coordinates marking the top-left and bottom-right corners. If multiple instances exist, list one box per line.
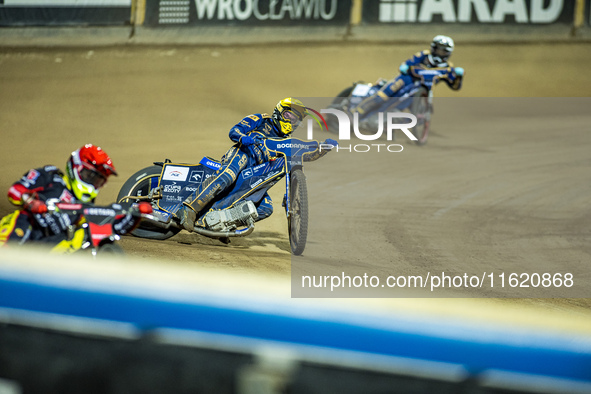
left=146, top=138, right=321, bottom=234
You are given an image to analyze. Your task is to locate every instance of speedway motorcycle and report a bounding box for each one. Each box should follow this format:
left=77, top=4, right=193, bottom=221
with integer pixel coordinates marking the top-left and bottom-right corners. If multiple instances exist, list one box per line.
left=328, top=65, right=463, bottom=145
left=116, top=138, right=331, bottom=255
left=0, top=200, right=150, bottom=256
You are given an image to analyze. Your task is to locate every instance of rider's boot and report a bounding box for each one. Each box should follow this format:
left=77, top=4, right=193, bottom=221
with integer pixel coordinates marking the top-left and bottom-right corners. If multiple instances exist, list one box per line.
left=178, top=205, right=197, bottom=232
left=177, top=178, right=219, bottom=231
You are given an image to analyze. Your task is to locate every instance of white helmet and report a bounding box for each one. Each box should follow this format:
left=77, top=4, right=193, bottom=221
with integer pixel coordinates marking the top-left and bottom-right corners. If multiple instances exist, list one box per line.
left=429, top=35, right=454, bottom=67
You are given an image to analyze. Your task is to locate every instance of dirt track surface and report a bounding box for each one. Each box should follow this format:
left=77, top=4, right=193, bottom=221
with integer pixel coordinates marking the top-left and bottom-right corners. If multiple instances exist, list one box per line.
left=1, top=44, right=591, bottom=320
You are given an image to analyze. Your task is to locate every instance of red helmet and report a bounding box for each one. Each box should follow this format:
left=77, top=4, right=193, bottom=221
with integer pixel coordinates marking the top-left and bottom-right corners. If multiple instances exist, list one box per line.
left=66, top=144, right=117, bottom=202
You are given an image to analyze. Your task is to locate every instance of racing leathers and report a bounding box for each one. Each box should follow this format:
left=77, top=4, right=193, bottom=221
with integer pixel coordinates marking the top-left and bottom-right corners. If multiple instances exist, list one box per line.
left=179, top=113, right=329, bottom=231
left=354, top=50, right=464, bottom=117
left=0, top=166, right=140, bottom=246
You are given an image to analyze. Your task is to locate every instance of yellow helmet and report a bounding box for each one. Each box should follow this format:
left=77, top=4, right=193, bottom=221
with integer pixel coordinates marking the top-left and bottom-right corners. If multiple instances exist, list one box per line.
left=272, top=97, right=308, bottom=136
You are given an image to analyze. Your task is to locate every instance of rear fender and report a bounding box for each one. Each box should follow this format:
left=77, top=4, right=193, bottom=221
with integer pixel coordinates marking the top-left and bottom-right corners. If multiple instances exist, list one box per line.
left=157, top=162, right=217, bottom=214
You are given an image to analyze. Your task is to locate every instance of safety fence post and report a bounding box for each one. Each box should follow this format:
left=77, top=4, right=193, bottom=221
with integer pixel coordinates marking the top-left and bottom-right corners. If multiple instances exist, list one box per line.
left=345, top=0, right=363, bottom=38
left=571, top=0, right=586, bottom=36
left=130, top=0, right=146, bottom=38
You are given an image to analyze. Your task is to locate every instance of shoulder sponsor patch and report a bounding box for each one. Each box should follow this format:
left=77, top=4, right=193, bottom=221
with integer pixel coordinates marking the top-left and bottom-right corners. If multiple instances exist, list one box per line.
left=26, top=169, right=40, bottom=182
left=54, top=175, right=66, bottom=185
left=59, top=189, right=75, bottom=203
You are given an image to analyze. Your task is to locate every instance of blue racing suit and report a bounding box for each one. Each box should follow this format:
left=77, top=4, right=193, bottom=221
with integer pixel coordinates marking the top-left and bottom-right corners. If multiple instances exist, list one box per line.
left=184, top=113, right=284, bottom=222
left=355, top=50, right=463, bottom=116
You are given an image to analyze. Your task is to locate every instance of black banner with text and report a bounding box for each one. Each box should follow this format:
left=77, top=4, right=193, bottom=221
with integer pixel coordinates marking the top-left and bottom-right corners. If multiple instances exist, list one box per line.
left=0, top=0, right=131, bottom=26
left=143, top=0, right=351, bottom=26
left=363, top=0, right=575, bottom=24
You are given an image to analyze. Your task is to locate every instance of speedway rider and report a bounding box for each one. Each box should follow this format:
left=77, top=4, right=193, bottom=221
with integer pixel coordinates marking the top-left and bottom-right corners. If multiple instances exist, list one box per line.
left=353, top=35, right=464, bottom=117
left=0, top=144, right=147, bottom=246
left=178, top=98, right=335, bottom=232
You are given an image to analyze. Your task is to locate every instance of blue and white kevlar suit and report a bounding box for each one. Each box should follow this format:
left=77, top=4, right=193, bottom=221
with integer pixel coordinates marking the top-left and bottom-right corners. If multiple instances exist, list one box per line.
left=355, top=50, right=463, bottom=117
left=183, top=113, right=284, bottom=223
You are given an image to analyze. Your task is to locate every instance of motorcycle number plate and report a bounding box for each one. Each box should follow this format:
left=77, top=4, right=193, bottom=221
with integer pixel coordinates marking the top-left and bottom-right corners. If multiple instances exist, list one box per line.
left=351, top=84, right=372, bottom=97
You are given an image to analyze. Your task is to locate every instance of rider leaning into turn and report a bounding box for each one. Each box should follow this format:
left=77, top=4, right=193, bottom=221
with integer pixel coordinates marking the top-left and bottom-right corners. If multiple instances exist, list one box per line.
left=353, top=35, right=465, bottom=117
left=0, top=144, right=138, bottom=247
left=178, top=98, right=326, bottom=232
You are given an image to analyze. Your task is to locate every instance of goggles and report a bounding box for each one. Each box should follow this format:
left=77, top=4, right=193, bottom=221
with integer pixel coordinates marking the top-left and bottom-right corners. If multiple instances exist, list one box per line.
left=283, top=110, right=303, bottom=127
left=79, top=166, right=107, bottom=189
left=433, top=46, right=452, bottom=59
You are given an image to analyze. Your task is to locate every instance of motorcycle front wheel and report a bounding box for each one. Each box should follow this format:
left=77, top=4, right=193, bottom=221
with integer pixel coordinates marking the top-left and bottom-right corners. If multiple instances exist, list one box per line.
left=117, top=165, right=181, bottom=241
left=409, top=87, right=431, bottom=145
left=288, top=169, right=309, bottom=256
left=97, top=243, right=124, bottom=255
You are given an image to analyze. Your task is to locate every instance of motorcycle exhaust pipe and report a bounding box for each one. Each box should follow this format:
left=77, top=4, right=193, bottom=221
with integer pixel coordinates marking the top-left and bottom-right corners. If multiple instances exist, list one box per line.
left=140, top=215, right=255, bottom=238
left=192, top=222, right=255, bottom=238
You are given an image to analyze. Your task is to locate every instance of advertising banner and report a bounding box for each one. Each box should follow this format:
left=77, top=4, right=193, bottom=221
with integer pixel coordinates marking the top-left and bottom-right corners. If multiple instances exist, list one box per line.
left=143, top=0, right=351, bottom=27
left=362, top=0, right=575, bottom=24
left=0, top=0, right=131, bottom=26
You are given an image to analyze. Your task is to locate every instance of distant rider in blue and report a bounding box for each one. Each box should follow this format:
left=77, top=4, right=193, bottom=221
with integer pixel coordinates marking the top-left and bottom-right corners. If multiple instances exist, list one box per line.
left=353, top=35, right=464, bottom=117
left=178, top=98, right=333, bottom=232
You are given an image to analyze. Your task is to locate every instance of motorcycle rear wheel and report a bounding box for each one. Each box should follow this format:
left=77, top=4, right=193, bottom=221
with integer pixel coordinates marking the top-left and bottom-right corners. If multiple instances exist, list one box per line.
left=410, top=87, right=431, bottom=145
left=288, top=169, right=309, bottom=256
left=117, top=165, right=181, bottom=241
left=331, top=85, right=354, bottom=106
left=326, top=85, right=355, bottom=134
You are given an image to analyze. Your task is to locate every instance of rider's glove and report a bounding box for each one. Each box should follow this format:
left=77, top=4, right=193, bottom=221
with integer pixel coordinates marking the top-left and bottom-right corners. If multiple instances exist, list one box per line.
left=454, top=67, right=464, bottom=77
left=114, top=202, right=152, bottom=235
left=37, top=212, right=71, bottom=236
left=320, top=139, right=338, bottom=153
left=24, top=199, right=48, bottom=214
left=240, top=136, right=255, bottom=146
left=399, top=64, right=409, bottom=75
left=253, top=136, right=265, bottom=146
